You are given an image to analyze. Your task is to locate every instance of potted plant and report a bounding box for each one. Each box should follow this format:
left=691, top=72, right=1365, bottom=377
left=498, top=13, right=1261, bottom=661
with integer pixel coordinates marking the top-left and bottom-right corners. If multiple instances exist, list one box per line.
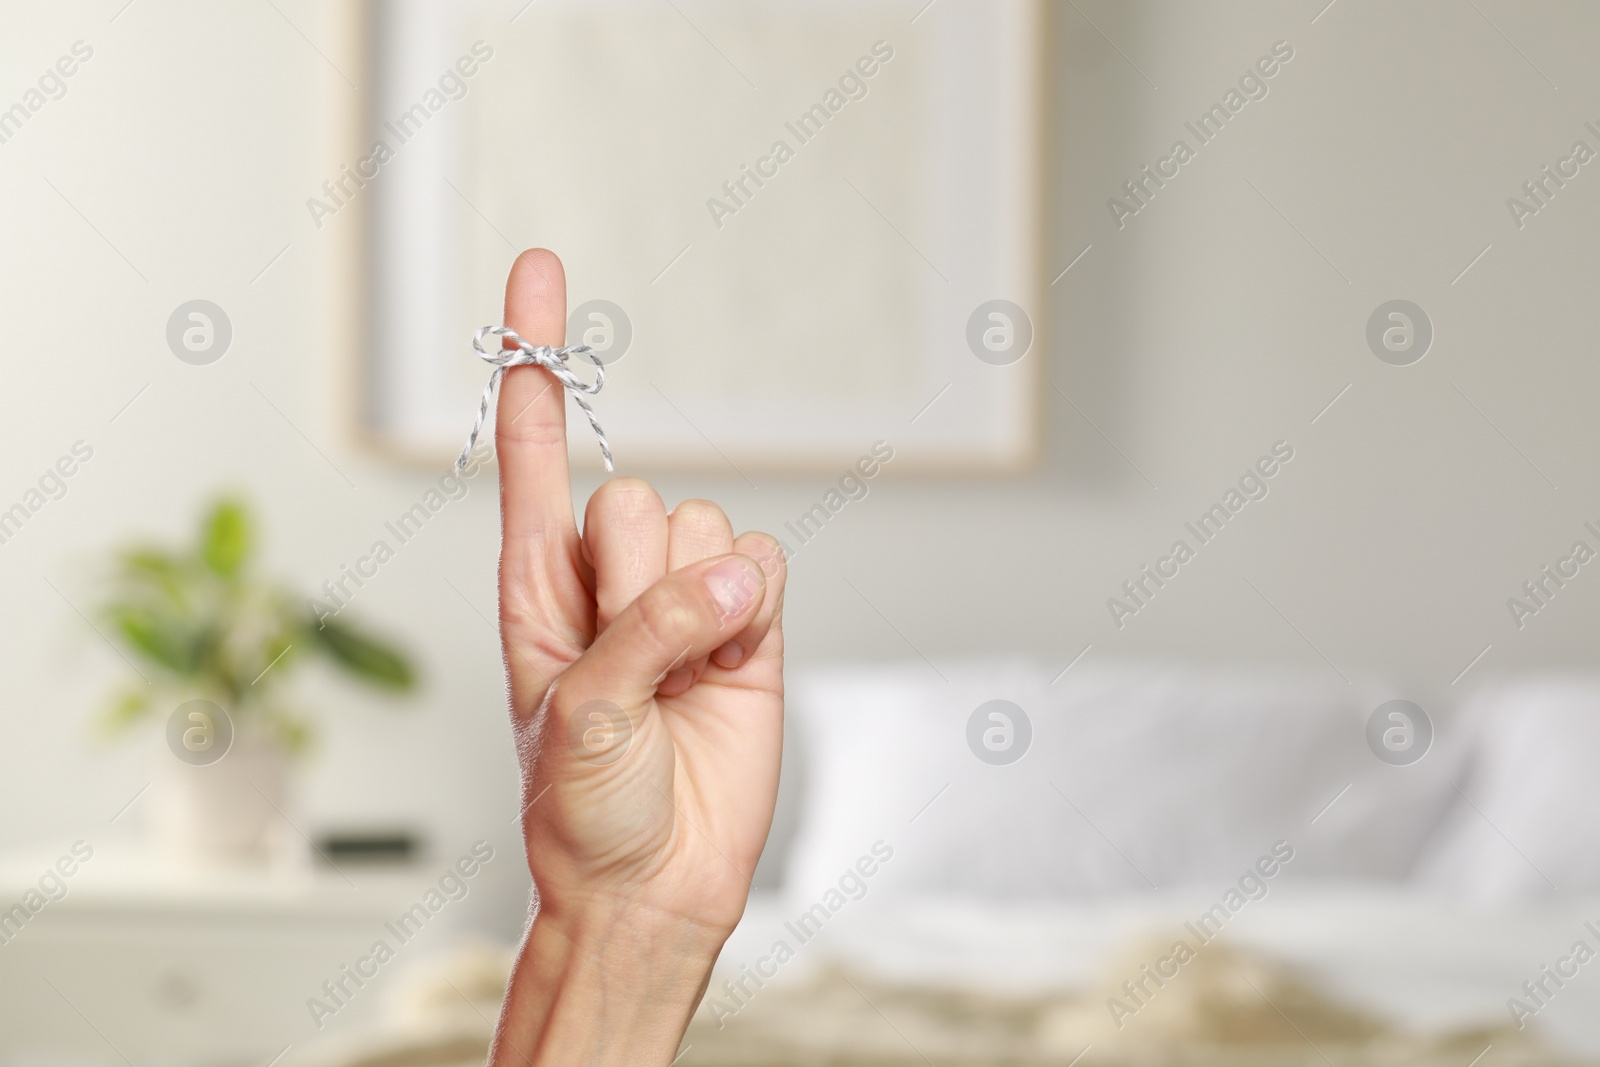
left=97, top=497, right=415, bottom=870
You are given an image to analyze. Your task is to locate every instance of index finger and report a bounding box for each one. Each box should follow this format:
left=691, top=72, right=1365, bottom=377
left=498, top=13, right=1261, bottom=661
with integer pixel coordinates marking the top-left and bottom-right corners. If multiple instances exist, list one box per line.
left=496, top=248, right=576, bottom=545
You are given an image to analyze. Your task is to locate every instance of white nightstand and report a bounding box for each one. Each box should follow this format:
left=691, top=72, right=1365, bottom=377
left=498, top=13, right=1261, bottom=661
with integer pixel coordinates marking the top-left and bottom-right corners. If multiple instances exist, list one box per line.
left=0, top=845, right=436, bottom=1067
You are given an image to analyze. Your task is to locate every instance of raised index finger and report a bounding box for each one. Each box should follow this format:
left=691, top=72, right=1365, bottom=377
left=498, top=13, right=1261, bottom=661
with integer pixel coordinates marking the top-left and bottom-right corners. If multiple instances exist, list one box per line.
left=496, top=248, right=576, bottom=545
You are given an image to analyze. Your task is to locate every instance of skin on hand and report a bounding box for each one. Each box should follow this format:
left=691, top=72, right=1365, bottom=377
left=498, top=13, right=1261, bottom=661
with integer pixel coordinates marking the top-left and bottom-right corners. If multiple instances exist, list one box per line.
left=488, top=249, right=788, bottom=1066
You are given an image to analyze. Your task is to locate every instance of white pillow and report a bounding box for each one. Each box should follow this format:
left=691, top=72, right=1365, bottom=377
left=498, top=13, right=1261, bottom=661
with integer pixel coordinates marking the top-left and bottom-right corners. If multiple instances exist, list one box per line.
left=782, top=659, right=1467, bottom=902
left=1414, top=674, right=1600, bottom=903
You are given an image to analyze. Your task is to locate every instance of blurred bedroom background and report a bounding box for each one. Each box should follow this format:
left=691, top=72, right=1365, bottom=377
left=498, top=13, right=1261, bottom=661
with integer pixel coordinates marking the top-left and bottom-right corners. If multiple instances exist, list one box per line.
left=5, top=1, right=1600, bottom=1064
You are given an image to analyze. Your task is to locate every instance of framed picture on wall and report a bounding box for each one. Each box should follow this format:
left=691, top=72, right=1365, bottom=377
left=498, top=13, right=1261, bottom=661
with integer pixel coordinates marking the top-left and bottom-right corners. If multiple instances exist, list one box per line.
left=353, top=0, right=1043, bottom=474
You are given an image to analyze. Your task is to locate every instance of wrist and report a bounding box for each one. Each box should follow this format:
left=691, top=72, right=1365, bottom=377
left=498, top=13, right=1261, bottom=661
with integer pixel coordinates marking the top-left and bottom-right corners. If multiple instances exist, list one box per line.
left=490, top=892, right=728, bottom=1066
left=538, top=890, right=732, bottom=983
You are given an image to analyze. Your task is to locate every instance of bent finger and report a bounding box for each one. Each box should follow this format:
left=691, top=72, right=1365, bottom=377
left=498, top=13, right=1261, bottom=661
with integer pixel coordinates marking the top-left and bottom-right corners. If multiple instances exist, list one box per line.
left=584, top=477, right=670, bottom=632
left=710, top=532, right=787, bottom=672
left=558, top=554, right=767, bottom=711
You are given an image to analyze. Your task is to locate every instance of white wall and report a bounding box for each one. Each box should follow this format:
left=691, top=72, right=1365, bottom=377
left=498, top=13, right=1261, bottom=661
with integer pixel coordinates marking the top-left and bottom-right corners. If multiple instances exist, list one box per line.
left=3, top=0, right=1598, bottom=932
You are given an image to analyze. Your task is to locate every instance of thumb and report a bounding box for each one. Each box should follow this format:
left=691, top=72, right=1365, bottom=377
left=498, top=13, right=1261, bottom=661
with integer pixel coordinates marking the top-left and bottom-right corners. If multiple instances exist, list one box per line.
left=558, top=554, right=767, bottom=710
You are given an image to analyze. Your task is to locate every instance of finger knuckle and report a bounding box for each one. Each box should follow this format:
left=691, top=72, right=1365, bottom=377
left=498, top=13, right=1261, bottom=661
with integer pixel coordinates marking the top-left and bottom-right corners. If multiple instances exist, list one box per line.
left=591, top=477, right=664, bottom=523
left=743, top=532, right=787, bottom=581
left=671, top=498, right=731, bottom=534
left=495, top=411, right=567, bottom=448
left=634, top=582, right=705, bottom=650
left=596, top=475, right=658, bottom=503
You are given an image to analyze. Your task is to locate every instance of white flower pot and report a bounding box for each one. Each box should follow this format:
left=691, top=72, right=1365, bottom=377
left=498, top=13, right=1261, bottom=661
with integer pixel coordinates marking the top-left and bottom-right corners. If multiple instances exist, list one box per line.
left=150, top=728, right=307, bottom=873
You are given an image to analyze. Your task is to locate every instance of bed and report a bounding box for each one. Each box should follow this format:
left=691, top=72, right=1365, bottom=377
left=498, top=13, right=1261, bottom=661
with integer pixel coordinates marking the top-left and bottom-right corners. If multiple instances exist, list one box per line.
left=285, top=660, right=1600, bottom=1066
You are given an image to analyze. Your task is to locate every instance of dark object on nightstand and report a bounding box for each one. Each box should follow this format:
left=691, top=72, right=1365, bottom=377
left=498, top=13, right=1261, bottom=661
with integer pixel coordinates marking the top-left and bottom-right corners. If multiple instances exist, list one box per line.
left=316, top=830, right=420, bottom=865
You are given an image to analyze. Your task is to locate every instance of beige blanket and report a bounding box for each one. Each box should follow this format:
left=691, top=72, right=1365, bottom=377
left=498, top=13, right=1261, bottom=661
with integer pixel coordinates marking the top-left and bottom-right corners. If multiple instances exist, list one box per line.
left=292, top=937, right=1580, bottom=1067
left=683, top=937, right=1568, bottom=1067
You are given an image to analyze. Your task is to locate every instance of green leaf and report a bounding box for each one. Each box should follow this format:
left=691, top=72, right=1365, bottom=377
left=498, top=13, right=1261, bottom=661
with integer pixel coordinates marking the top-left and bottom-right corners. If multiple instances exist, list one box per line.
left=310, top=617, right=415, bottom=691
left=247, top=634, right=297, bottom=690
left=111, top=556, right=193, bottom=614
left=97, top=686, right=153, bottom=735
left=201, top=500, right=251, bottom=578
left=119, top=547, right=184, bottom=579
left=111, top=607, right=205, bottom=676
left=263, top=708, right=315, bottom=755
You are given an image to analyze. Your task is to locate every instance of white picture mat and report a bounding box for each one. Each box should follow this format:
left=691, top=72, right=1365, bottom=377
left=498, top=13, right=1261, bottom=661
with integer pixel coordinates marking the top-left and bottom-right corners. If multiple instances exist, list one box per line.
left=362, top=0, right=1041, bottom=472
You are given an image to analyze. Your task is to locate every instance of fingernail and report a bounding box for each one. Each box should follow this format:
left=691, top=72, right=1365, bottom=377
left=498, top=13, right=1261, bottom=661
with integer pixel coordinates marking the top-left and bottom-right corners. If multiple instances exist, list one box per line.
left=711, top=641, right=743, bottom=669
left=706, top=557, right=761, bottom=620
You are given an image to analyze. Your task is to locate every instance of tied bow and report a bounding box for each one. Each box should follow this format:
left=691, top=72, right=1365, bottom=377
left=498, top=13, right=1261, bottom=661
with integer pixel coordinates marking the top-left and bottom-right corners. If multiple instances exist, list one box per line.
left=457, top=325, right=613, bottom=472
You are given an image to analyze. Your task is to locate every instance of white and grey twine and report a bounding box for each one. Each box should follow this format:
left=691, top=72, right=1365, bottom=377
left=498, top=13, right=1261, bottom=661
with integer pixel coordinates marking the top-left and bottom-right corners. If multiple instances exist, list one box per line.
left=457, top=325, right=613, bottom=472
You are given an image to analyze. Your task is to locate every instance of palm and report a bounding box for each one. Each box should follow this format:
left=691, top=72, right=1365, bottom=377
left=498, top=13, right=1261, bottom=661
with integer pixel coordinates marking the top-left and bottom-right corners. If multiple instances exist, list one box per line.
left=493, top=250, right=786, bottom=932
left=654, top=652, right=786, bottom=891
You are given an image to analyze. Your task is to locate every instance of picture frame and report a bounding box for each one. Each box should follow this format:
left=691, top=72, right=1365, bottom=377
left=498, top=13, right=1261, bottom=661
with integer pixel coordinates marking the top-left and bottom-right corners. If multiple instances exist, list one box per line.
left=351, top=0, right=1044, bottom=474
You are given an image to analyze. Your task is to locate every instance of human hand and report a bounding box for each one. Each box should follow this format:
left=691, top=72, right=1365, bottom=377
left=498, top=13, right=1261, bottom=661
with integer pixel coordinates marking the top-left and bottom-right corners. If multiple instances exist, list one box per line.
left=487, top=250, right=787, bottom=1065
